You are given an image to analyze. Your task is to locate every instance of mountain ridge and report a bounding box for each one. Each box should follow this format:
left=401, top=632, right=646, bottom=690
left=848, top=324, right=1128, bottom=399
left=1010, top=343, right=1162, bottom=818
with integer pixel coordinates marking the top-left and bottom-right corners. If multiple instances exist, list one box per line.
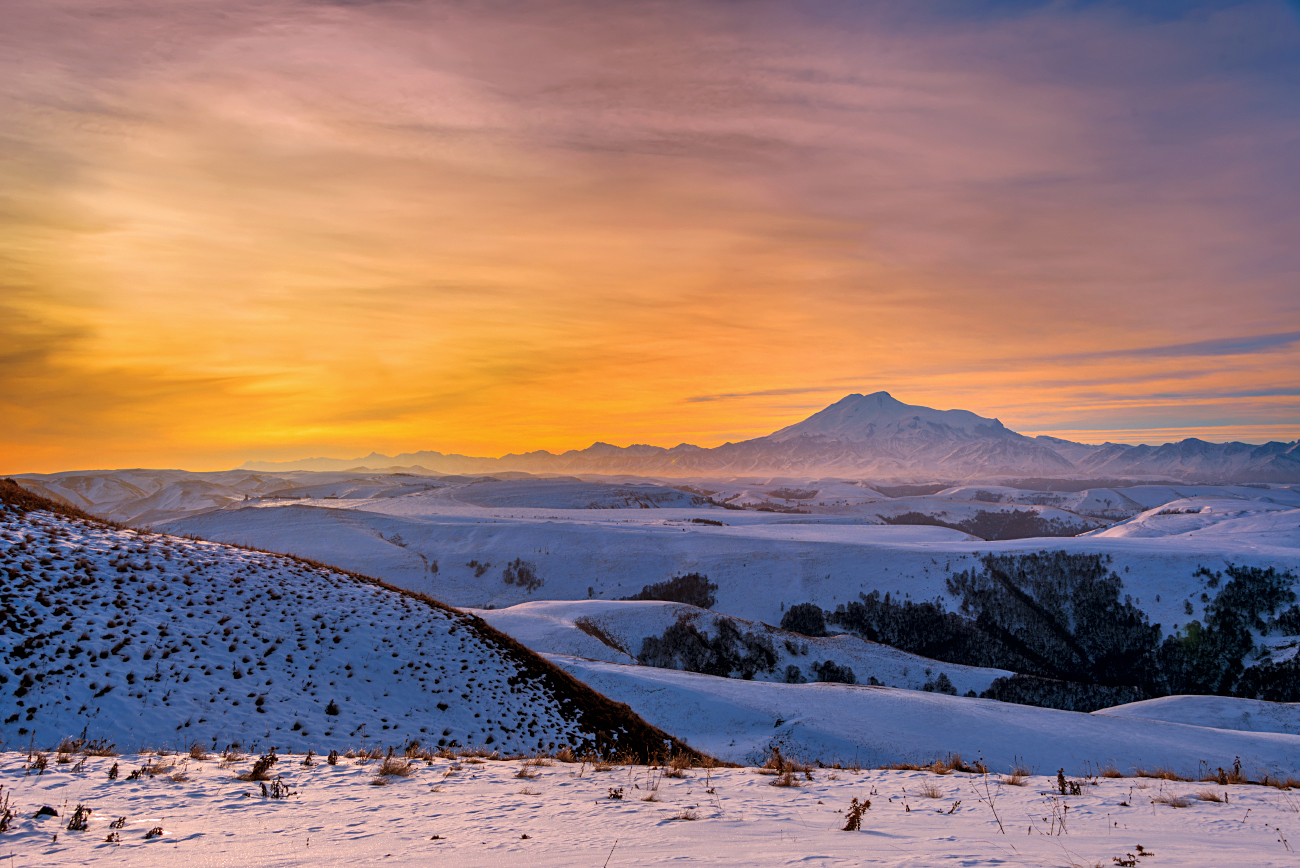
left=239, top=392, right=1300, bottom=483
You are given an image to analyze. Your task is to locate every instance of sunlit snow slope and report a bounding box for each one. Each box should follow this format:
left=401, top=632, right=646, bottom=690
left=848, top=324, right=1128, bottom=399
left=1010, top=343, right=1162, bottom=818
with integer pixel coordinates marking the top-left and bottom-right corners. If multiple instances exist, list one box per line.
left=0, top=482, right=698, bottom=759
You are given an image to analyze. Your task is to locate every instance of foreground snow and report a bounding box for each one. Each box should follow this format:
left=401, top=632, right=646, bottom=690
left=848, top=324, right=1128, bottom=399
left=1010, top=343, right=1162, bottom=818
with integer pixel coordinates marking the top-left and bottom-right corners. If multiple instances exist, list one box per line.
left=5, top=751, right=1298, bottom=867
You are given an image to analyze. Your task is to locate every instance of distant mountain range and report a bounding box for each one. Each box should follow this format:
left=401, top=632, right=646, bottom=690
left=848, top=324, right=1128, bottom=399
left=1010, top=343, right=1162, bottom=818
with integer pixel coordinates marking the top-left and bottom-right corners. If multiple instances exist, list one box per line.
left=241, top=392, right=1300, bottom=483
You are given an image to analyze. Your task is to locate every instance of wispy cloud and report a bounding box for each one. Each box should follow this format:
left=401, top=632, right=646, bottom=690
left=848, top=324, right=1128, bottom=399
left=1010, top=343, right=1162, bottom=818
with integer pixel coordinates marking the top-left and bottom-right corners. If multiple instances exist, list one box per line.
left=1065, top=331, right=1300, bottom=361
left=686, top=387, right=841, bottom=403
left=1, top=0, right=1297, bottom=468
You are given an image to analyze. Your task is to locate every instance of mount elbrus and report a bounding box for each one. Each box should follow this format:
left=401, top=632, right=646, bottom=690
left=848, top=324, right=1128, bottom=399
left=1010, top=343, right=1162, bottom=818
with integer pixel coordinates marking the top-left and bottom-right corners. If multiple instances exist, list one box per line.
left=240, top=393, right=1300, bottom=482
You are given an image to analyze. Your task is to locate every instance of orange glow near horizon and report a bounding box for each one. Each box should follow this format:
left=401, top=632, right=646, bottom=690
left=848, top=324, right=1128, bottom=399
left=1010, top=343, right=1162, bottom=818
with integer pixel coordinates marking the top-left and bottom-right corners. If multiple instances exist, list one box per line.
left=2, top=1, right=1299, bottom=473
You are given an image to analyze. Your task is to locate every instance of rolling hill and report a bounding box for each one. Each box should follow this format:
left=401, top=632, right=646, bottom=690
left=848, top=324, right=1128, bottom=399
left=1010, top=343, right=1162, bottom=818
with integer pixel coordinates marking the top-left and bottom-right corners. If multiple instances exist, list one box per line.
left=0, top=480, right=698, bottom=760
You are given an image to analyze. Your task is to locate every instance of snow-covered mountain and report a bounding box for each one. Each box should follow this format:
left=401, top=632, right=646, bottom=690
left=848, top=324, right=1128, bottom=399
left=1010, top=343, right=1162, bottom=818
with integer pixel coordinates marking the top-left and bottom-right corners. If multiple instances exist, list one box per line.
left=0, top=481, right=698, bottom=759
left=235, top=392, right=1300, bottom=482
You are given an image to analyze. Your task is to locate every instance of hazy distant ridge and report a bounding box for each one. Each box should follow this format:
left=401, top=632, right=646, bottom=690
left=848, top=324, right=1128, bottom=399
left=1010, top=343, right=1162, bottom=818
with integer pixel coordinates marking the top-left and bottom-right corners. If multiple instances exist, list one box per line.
left=241, top=392, right=1300, bottom=482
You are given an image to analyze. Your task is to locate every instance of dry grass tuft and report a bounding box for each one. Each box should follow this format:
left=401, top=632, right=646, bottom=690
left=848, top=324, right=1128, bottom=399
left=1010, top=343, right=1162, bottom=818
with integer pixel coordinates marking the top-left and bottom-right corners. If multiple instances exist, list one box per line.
left=1150, top=793, right=1193, bottom=808
left=189, top=743, right=209, bottom=761
left=518, top=787, right=541, bottom=796
left=376, top=756, right=417, bottom=778
left=1100, top=765, right=1125, bottom=779
left=1134, top=767, right=1190, bottom=782
left=916, top=781, right=945, bottom=799
left=771, top=771, right=800, bottom=788
left=1002, top=773, right=1027, bottom=787
left=522, top=756, right=553, bottom=767
left=932, top=753, right=986, bottom=775
left=1196, top=790, right=1224, bottom=803
left=664, top=752, right=693, bottom=779
left=641, top=791, right=660, bottom=802
left=672, top=808, right=698, bottom=821
left=515, top=766, right=541, bottom=780
left=555, top=747, right=576, bottom=764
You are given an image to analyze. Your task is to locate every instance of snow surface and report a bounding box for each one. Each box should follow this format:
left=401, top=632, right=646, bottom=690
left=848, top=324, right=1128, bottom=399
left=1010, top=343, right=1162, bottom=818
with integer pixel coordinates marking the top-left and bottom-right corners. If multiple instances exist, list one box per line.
left=1086, top=496, right=1300, bottom=548
left=1095, top=695, right=1300, bottom=735
left=6, top=752, right=1299, bottom=868
left=160, top=488, right=1300, bottom=643
left=549, top=655, right=1300, bottom=777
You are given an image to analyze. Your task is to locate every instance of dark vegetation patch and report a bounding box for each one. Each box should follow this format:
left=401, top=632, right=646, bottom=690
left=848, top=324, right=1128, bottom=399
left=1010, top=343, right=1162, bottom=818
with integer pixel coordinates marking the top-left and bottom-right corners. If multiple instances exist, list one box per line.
left=809, top=660, right=856, bottom=684
left=779, top=603, right=827, bottom=637
left=812, top=551, right=1300, bottom=710
left=879, top=509, right=1097, bottom=540
left=621, top=573, right=717, bottom=609
left=572, top=617, right=628, bottom=656
left=872, top=484, right=952, bottom=498
left=979, top=674, right=1146, bottom=711
left=637, top=615, right=777, bottom=680
left=768, top=488, right=818, bottom=501
left=501, top=558, right=543, bottom=593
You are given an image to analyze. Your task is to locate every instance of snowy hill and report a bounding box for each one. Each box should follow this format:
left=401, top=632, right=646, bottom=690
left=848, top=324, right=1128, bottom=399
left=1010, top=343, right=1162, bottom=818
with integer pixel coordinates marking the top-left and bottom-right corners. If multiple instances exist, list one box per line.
left=551, top=654, right=1300, bottom=776
left=0, top=482, right=698, bottom=759
left=159, top=489, right=1300, bottom=643
left=1085, top=497, right=1300, bottom=547
left=1094, top=695, right=1300, bottom=736
left=468, top=599, right=1014, bottom=694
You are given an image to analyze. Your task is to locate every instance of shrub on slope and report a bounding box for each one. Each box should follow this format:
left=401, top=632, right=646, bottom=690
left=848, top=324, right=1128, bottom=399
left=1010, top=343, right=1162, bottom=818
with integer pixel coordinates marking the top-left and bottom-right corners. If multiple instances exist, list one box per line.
left=879, top=509, right=1098, bottom=540
left=0, top=480, right=705, bottom=762
left=817, top=550, right=1300, bottom=710
left=621, top=573, right=718, bottom=609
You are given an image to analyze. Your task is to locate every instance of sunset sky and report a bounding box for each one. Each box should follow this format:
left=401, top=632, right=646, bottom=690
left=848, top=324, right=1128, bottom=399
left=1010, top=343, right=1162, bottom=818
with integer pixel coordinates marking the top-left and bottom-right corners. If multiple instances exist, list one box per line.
left=3, top=0, right=1299, bottom=472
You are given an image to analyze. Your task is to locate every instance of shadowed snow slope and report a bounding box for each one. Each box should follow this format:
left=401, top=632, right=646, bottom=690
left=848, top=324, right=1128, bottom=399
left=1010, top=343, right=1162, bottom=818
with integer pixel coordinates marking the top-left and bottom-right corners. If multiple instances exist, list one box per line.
left=0, top=482, right=697, bottom=759
left=551, top=655, right=1300, bottom=777
left=1095, top=695, right=1300, bottom=735
left=470, top=599, right=1013, bottom=694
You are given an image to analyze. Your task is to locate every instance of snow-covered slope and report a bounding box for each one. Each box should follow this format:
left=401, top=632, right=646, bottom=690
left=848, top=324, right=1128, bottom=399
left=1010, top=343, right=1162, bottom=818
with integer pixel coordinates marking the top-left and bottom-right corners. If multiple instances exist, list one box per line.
left=768, top=392, right=1022, bottom=444
left=160, top=492, right=1300, bottom=641
left=469, top=600, right=1013, bottom=694
left=551, top=655, right=1300, bottom=776
left=1086, top=497, right=1300, bottom=548
left=1095, top=695, right=1300, bottom=735
left=0, top=483, right=697, bottom=759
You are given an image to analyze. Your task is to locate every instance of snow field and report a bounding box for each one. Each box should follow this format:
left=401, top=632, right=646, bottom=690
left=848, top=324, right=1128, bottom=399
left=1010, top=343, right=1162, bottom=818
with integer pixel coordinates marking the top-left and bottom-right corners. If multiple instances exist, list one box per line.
left=1094, top=695, right=1300, bottom=736
left=551, top=655, right=1300, bottom=777
left=3, top=751, right=1298, bottom=867
left=163, top=495, right=1300, bottom=639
